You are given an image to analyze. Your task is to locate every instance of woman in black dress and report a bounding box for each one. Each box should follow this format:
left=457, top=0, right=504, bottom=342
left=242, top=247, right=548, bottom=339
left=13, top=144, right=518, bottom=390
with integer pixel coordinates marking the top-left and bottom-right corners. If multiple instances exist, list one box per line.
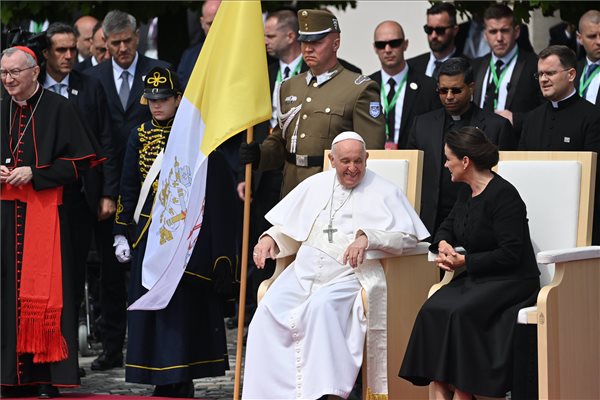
left=399, top=127, right=540, bottom=399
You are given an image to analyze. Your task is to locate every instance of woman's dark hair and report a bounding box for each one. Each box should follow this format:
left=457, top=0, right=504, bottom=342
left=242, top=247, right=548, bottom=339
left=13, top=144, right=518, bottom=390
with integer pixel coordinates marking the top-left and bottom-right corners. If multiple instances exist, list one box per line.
left=446, top=126, right=499, bottom=170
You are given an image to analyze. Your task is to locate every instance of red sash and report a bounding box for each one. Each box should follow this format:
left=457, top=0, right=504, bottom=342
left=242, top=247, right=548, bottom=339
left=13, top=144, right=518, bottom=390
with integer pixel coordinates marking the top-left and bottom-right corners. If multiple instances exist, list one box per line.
left=1, top=183, right=68, bottom=363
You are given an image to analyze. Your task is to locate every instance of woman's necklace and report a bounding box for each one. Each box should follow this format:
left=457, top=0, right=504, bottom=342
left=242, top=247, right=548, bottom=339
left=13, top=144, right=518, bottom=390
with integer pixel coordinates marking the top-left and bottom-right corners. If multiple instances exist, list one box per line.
left=6, top=89, right=44, bottom=165
left=323, top=175, right=354, bottom=243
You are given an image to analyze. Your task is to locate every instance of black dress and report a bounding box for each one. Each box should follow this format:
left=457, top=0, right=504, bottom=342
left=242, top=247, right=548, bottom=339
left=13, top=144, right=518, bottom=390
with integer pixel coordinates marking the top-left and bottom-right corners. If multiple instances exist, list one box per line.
left=1, top=87, right=102, bottom=387
left=114, top=119, right=237, bottom=385
left=399, top=173, right=540, bottom=397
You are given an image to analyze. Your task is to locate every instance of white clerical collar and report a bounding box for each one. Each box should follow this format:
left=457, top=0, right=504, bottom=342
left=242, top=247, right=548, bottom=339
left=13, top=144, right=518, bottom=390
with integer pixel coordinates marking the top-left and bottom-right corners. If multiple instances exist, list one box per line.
left=306, top=69, right=337, bottom=86
left=44, top=74, right=70, bottom=90
left=551, top=89, right=577, bottom=108
left=492, top=44, right=518, bottom=65
left=112, top=52, right=139, bottom=78
left=92, top=56, right=99, bottom=67
left=451, top=114, right=462, bottom=121
left=429, top=48, right=455, bottom=64
left=381, top=64, right=408, bottom=87
left=13, top=83, right=40, bottom=106
left=279, top=54, right=303, bottom=78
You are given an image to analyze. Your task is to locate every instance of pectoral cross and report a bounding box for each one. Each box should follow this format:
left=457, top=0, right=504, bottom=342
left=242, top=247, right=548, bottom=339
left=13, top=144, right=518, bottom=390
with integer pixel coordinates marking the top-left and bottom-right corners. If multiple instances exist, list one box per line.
left=323, top=221, right=337, bottom=243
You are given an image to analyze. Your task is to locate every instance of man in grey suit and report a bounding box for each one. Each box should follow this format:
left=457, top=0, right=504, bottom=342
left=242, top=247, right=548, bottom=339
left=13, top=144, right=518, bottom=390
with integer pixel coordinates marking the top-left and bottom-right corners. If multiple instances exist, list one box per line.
left=408, top=58, right=516, bottom=237
left=85, top=9, right=170, bottom=371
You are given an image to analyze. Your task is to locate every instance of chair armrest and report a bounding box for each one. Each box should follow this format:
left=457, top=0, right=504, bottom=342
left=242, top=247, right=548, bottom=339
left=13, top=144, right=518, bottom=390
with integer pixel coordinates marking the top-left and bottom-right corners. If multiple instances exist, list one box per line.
left=256, top=255, right=295, bottom=303
left=536, top=246, right=600, bottom=264
left=401, top=241, right=430, bottom=256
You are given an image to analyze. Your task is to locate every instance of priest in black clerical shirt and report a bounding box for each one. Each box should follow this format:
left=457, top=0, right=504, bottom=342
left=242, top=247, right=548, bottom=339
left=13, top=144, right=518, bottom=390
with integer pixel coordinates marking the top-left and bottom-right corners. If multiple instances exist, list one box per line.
left=407, top=57, right=515, bottom=236
left=520, top=45, right=600, bottom=244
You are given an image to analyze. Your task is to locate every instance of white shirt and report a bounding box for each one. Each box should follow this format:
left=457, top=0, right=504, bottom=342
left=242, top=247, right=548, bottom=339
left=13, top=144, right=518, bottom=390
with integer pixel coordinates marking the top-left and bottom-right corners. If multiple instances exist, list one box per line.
left=479, top=45, right=519, bottom=110
left=43, top=74, right=70, bottom=98
left=425, top=49, right=455, bottom=78
left=582, top=58, right=600, bottom=105
left=380, top=65, right=408, bottom=143
left=112, top=52, right=139, bottom=93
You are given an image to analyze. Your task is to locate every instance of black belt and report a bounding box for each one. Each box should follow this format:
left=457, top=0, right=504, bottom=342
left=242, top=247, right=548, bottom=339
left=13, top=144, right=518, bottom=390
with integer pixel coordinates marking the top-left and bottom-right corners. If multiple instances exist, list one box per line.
left=285, top=153, right=324, bottom=167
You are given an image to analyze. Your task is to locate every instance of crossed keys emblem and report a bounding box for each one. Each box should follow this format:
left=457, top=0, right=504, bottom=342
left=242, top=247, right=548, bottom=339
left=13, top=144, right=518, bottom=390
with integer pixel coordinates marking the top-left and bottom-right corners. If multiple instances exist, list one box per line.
left=147, top=72, right=167, bottom=87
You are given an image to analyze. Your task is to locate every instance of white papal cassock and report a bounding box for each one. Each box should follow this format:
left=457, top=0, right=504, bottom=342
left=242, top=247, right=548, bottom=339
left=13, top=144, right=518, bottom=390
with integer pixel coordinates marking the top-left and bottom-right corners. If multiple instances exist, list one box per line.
left=242, top=169, right=429, bottom=400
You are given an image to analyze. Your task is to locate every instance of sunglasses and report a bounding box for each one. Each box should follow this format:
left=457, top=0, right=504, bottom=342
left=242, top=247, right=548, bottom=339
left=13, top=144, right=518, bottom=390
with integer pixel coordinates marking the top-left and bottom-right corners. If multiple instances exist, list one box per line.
left=423, top=25, right=453, bottom=35
left=374, top=38, right=405, bottom=49
left=436, top=87, right=464, bottom=95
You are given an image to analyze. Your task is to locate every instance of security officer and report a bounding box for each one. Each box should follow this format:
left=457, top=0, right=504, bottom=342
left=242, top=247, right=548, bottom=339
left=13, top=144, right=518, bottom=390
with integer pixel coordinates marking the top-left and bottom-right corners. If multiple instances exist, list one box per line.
left=241, top=8, right=386, bottom=197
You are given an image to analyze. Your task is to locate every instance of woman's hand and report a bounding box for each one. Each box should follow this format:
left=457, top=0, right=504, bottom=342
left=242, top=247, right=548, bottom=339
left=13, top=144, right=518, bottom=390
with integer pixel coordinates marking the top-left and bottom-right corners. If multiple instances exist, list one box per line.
left=435, top=240, right=465, bottom=271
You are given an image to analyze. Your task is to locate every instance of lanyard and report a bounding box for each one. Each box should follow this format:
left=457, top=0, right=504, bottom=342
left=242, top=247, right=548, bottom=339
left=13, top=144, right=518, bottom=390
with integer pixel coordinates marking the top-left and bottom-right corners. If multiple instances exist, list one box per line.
left=276, top=59, right=303, bottom=84
left=578, top=64, right=600, bottom=97
left=381, top=74, right=407, bottom=134
left=489, top=49, right=518, bottom=109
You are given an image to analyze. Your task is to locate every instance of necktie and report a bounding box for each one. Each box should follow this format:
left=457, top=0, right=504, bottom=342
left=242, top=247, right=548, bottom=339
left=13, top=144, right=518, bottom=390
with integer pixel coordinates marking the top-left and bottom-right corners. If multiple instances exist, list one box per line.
left=283, top=66, right=291, bottom=80
left=582, top=64, right=599, bottom=97
left=432, top=60, right=443, bottom=79
left=50, top=83, right=66, bottom=97
left=119, top=70, right=130, bottom=109
left=483, top=59, right=504, bottom=111
left=386, top=78, right=396, bottom=141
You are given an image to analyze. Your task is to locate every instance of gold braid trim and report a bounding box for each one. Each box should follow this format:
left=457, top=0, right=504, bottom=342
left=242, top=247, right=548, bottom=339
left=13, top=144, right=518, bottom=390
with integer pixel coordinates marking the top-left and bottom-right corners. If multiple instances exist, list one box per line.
left=367, top=387, right=388, bottom=400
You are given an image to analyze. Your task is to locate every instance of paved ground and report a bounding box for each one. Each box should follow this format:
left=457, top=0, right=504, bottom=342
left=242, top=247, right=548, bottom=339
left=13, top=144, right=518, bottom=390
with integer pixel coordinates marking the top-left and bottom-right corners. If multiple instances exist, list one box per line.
left=62, top=325, right=244, bottom=399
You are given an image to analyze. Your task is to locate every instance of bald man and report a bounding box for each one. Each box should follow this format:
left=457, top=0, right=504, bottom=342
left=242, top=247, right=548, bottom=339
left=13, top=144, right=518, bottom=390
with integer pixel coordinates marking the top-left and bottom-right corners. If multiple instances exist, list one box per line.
left=369, top=20, right=440, bottom=149
left=177, top=0, right=221, bottom=88
left=74, top=15, right=99, bottom=62
left=577, top=9, right=600, bottom=106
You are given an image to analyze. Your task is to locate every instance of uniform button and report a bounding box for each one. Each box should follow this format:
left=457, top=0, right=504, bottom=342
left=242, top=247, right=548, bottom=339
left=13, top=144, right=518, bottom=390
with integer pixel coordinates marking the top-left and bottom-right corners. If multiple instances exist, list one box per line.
left=325, top=107, right=331, bottom=113
left=300, top=133, right=306, bottom=139
left=306, top=97, right=312, bottom=102
left=313, top=82, right=318, bottom=87
left=302, top=114, right=307, bottom=120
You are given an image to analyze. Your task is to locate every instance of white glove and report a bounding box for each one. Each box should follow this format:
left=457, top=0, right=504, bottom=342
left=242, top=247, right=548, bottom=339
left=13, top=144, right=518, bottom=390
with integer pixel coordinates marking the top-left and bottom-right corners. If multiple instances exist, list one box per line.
left=113, top=234, right=131, bottom=263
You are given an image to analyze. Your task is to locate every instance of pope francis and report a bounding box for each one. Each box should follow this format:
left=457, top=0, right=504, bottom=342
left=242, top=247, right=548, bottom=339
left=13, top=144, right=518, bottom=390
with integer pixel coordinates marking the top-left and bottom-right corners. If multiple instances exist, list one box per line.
left=242, top=132, right=429, bottom=399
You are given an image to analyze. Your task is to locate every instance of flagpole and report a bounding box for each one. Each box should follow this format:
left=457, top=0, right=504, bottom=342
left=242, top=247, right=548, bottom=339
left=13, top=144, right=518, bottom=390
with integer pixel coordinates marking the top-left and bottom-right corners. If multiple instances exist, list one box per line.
left=233, top=127, right=254, bottom=400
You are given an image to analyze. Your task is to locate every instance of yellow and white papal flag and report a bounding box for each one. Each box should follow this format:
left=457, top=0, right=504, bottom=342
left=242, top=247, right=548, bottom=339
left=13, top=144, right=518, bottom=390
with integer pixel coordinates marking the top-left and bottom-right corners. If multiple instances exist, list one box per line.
left=129, top=0, right=271, bottom=310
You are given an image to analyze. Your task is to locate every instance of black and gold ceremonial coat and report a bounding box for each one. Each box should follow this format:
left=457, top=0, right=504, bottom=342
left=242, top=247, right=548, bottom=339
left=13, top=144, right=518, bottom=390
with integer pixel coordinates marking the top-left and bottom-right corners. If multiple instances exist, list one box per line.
left=113, top=118, right=238, bottom=383
left=259, top=62, right=386, bottom=197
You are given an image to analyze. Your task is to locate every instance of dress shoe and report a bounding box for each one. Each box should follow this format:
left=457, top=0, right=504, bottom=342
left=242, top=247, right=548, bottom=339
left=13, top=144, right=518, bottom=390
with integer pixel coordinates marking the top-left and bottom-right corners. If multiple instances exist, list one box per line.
left=153, top=382, right=194, bottom=398
left=1, top=385, right=38, bottom=397
left=90, top=351, right=123, bottom=371
left=79, top=367, right=86, bottom=378
left=38, top=384, right=60, bottom=399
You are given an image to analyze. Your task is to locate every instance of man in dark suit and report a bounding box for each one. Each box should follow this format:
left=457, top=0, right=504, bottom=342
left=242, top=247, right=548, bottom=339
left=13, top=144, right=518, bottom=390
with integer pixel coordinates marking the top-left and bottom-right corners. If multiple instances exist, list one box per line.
left=369, top=20, right=440, bottom=149
left=407, top=2, right=463, bottom=79
left=471, top=3, right=543, bottom=140
left=520, top=45, right=600, bottom=244
left=408, top=57, right=515, bottom=236
left=177, top=0, right=221, bottom=89
left=85, top=10, right=170, bottom=371
left=40, top=22, right=119, bottom=368
left=576, top=10, right=600, bottom=107
left=74, top=21, right=110, bottom=72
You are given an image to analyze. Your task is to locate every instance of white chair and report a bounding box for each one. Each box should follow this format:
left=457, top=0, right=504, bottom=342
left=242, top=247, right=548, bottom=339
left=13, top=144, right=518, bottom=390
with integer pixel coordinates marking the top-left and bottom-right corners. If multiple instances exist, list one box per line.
left=258, top=150, right=437, bottom=400
left=430, top=151, right=599, bottom=399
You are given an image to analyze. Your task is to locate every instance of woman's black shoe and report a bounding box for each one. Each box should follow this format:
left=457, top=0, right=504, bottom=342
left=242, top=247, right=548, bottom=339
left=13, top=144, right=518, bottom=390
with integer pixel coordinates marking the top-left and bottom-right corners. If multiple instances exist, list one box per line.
left=153, top=382, right=194, bottom=398
left=38, top=384, right=59, bottom=399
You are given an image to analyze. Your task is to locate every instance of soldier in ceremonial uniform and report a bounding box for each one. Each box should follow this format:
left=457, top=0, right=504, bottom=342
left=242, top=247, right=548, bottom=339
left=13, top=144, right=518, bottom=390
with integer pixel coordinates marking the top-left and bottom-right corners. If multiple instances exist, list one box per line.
left=113, top=67, right=235, bottom=397
left=241, top=8, right=386, bottom=197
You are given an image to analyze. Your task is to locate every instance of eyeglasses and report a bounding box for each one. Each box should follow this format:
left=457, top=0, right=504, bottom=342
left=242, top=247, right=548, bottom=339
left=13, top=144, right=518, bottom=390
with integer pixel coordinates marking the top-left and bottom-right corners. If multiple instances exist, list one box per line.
left=0, top=65, right=36, bottom=79
left=533, top=69, right=572, bottom=80
left=437, top=87, right=465, bottom=95
left=374, top=38, right=405, bottom=49
left=423, top=25, right=453, bottom=35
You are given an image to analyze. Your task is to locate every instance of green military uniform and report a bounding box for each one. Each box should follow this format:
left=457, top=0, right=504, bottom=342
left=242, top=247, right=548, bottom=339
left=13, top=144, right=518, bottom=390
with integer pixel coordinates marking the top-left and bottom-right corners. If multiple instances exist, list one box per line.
left=259, top=63, right=386, bottom=197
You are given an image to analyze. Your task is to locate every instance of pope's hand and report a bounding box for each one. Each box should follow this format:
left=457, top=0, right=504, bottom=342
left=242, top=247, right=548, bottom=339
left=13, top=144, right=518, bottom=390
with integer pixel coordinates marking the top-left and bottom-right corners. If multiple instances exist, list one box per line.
left=252, top=235, right=278, bottom=269
left=343, top=233, right=368, bottom=268
left=113, top=234, right=131, bottom=263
